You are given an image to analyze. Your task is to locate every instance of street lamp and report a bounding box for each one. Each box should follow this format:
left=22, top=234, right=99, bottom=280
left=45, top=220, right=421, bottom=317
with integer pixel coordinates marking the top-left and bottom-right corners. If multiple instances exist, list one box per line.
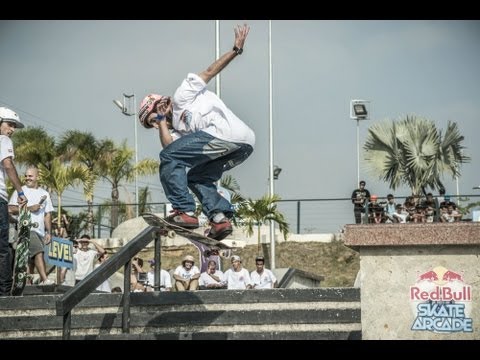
left=350, top=99, right=371, bottom=184
left=273, top=166, right=282, bottom=180
left=113, top=93, right=138, bottom=217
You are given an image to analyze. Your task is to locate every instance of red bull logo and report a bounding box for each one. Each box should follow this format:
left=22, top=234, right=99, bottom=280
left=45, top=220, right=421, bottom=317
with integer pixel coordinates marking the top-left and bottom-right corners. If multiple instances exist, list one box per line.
left=417, top=270, right=439, bottom=282
left=410, top=266, right=473, bottom=333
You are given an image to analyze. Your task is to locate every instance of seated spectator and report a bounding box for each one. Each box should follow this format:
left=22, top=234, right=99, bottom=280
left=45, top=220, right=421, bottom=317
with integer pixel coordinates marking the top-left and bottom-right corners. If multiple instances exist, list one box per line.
left=382, top=194, right=398, bottom=223
left=441, top=204, right=462, bottom=223
left=146, top=259, right=172, bottom=292
left=250, top=256, right=277, bottom=289
left=421, top=193, right=436, bottom=222
left=173, top=255, right=200, bottom=291
left=403, top=196, right=416, bottom=222
left=393, top=204, right=409, bottom=223
left=199, top=260, right=226, bottom=289
left=111, top=286, right=122, bottom=293
left=411, top=204, right=426, bottom=223
left=367, top=195, right=384, bottom=224
left=224, top=255, right=253, bottom=289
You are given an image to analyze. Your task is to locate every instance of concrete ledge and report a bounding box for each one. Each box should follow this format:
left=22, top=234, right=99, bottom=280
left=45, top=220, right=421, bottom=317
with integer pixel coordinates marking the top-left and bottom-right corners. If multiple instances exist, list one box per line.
left=344, top=222, right=480, bottom=247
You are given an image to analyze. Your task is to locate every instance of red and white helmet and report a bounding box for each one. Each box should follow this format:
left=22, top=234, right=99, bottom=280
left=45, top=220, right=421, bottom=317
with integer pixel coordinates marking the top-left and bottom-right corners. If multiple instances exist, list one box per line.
left=138, top=94, right=165, bottom=129
left=0, top=107, right=24, bottom=129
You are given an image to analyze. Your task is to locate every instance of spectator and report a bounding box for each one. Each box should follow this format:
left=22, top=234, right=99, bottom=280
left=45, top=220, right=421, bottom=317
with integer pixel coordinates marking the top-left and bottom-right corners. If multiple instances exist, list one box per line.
left=441, top=204, right=462, bottom=223
left=173, top=255, right=200, bottom=291
left=199, top=260, right=226, bottom=289
left=383, top=194, right=398, bottom=223
left=0, top=106, right=27, bottom=296
left=421, top=193, right=436, bottom=223
left=60, top=240, right=77, bottom=286
left=250, top=256, right=277, bottom=289
left=367, top=195, right=384, bottom=224
left=52, top=214, right=70, bottom=238
left=131, top=257, right=147, bottom=292
left=94, top=252, right=111, bottom=292
left=9, top=166, right=54, bottom=285
left=111, top=286, right=122, bottom=293
left=73, top=234, right=105, bottom=284
left=146, top=259, right=172, bottom=292
left=224, top=255, right=253, bottom=289
left=351, top=180, right=370, bottom=224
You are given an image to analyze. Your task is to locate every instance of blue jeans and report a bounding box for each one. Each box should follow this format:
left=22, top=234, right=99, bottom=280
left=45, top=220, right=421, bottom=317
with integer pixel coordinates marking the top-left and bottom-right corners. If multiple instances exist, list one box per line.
left=0, top=199, right=12, bottom=296
left=159, top=131, right=253, bottom=220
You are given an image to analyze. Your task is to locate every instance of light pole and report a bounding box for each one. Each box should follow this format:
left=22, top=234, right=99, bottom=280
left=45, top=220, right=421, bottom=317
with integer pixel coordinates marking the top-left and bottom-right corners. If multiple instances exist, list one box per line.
left=350, top=99, right=370, bottom=184
left=113, top=93, right=139, bottom=217
left=268, top=20, right=276, bottom=269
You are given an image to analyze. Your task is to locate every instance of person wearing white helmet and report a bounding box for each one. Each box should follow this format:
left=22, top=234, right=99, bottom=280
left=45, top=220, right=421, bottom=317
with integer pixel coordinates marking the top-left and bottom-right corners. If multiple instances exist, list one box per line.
left=138, top=24, right=254, bottom=241
left=0, top=106, right=27, bottom=296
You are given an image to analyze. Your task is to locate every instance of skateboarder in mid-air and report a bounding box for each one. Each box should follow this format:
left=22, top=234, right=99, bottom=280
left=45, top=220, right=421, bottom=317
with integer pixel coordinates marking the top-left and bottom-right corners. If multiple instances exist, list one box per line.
left=138, top=24, right=254, bottom=241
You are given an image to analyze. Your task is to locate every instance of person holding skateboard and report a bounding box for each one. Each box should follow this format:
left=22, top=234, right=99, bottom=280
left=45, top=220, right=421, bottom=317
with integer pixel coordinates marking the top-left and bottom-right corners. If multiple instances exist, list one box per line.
left=138, top=24, right=254, bottom=241
left=0, top=107, right=27, bottom=296
left=9, top=166, right=55, bottom=285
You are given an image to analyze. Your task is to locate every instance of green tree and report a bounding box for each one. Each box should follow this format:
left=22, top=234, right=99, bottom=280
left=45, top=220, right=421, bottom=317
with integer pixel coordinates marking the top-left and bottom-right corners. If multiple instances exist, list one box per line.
left=220, top=174, right=245, bottom=204
left=100, top=140, right=158, bottom=229
left=236, top=194, right=289, bottom=254
left=38, top=158, right=89, bottom=231
left=12, top=127, right=56, bottom=167
left=57, top=131, right=114, bottom=236
left=363, top=116, right=470, bottom=196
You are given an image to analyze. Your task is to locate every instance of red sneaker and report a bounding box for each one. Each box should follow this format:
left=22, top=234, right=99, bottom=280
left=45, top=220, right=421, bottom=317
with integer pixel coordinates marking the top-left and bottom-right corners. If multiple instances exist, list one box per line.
left=165, top=210, right=199, bottom=229
left=207, top=219, right=233, bottom=240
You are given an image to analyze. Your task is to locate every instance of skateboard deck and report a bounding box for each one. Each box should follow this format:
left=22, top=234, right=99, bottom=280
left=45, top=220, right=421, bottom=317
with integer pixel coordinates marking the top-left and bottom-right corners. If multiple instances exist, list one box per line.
left=142, top=213, right=232, bottom=250
left=11, top=207, right=38, bottom=296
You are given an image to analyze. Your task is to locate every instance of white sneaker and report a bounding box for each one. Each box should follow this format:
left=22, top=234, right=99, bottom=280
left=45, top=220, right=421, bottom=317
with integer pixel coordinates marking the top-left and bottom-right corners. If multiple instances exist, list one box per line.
left=39, top=279, right=55, bottom=286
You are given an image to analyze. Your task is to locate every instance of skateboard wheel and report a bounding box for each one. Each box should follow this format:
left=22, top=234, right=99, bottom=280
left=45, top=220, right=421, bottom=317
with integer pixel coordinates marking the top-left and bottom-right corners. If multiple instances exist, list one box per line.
left=167, top=230, right=175, bottom=238
left=32, top=222, right=39, bottom=228
left=22, top=220, right=29, bottom=226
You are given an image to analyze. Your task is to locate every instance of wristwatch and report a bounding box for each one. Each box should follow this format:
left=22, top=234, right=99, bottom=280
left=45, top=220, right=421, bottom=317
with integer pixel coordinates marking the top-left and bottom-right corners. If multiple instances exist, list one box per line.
left=233, top=46, right=243, bottom=55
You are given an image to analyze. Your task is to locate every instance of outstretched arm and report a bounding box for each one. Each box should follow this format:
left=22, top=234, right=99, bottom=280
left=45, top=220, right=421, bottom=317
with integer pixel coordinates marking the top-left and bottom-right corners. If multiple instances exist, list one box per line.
left=198, top=24, right=250, bottom=84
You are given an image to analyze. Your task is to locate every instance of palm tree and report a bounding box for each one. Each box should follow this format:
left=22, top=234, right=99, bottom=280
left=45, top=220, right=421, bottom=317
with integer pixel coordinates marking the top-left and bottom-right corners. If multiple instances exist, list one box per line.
left=100, top=140, right=158, bottom=229
left=220, top=174, right=245, bottom=204
left=363, top=116, right=470, bottom=196
left=57, top=131, right=114, bottom=236
left=38, top=158, right=90, bottom=231
left=235, top=194, right=289, bottom=253
left=12, top=127, right=56, bottom=167
left=138, top=186, right=153, bottom=215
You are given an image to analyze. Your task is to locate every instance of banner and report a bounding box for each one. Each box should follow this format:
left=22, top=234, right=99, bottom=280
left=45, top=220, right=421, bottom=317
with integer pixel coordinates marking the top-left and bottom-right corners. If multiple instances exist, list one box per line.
left=44, top=237, right=74, bottom=269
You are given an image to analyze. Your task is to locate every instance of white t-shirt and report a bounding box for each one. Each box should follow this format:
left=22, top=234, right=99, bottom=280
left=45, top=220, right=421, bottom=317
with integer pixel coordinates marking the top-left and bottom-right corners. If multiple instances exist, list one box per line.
left=199, top=269, right=226, bottom=287
left=94, top=263, right=111, bottom=292
left=224, top=268, right=252, bottom=289
left=174, top=265, right=200, bottom=280
left=0, top=135, right=15, bottom=201
left=171, top=73, right=255, bottom=147
left=74, top=249, right=98, bottom=281
left=147, top=269, right=172, bottom=291
left=251, top=269, right=277, bottom=289
left=9, top=185, right=54, bottom=236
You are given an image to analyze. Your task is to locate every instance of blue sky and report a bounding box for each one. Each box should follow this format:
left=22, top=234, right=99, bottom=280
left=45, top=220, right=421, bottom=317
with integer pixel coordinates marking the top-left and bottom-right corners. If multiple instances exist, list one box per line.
left=1, top=20, right=479, bottom=233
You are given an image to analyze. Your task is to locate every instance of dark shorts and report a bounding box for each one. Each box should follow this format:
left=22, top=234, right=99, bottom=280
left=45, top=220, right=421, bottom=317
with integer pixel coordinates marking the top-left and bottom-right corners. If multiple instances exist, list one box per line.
left=29, top=231, right=45, bottom=258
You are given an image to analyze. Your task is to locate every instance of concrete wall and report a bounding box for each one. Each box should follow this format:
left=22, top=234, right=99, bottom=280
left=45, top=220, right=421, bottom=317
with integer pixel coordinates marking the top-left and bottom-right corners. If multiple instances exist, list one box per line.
left=345, top=222, right=480, bottom=340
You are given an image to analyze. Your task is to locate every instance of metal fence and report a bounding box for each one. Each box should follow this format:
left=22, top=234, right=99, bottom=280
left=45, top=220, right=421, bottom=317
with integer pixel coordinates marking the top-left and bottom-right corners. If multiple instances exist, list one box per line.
left=62, top=194, right=480, bottom=237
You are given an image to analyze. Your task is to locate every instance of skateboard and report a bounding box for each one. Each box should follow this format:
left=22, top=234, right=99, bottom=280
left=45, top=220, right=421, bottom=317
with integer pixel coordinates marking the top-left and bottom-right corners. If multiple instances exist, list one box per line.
left=142, top=213, right=232, bottom=250
left=11, top=206, right=38, bottom=296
